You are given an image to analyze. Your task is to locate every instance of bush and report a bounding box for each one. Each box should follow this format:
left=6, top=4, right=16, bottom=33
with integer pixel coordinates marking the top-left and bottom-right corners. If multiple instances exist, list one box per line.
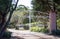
left=57, top=19, right=60, bottom=29
left=15, top=26, right=19, bottom=30
left=52, top=29, right=60, bottom=35
left=2, top=31, right=12, bottom=38
left=24, top=25, right=29, bottom=30
left=7, top=25, right=15, bottom=28
left=30, top=26, right=42, bottom=32
left=40, top=28, right=48, bottom=33
left=30, top=26, right=48, bottom=33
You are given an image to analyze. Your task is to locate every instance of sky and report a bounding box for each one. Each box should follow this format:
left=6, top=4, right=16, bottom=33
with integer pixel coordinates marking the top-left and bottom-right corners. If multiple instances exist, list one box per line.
left=18, top=0, right=32, bottom=9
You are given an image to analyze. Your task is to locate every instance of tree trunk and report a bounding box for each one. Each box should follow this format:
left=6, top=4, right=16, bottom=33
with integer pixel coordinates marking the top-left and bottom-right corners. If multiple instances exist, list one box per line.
left=0, top=0, right=19, bottom=38
left=0, top=14, right=6, bottom=38
left=49, top=10, right=57, bottom=33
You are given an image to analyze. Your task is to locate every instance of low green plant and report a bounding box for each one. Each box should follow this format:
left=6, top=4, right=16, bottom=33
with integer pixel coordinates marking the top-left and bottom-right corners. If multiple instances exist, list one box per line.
left=15, top=26, right=19, bottom=30
left=2, top=31, right=12, bottom=38
left=40, top=28, right=48, bottom=33
left=30, top=26, right=39, bottom=32
left=52, top=29, right=60, bottom=35
left=30, top=26, right=48, bottom=33
left=57, top=19, right=60, bottom=29
left=24, top=25, right=29, bottom=30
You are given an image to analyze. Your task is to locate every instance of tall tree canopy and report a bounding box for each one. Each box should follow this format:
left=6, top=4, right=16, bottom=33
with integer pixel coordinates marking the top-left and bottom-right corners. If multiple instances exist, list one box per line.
left=31, top=0, right=60, bottom=12
left=16, top=5, right=28, bottom=10
left=31, top=0, right=60, bottom=33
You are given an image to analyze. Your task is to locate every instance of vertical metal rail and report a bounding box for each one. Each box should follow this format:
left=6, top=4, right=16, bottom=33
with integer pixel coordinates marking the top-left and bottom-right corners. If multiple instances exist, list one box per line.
left=29, top=11, right=31, bottom=30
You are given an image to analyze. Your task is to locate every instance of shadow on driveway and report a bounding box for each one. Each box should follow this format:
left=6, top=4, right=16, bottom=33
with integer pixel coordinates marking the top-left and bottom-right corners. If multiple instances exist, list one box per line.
left=10, top=36, right=24, bottom=39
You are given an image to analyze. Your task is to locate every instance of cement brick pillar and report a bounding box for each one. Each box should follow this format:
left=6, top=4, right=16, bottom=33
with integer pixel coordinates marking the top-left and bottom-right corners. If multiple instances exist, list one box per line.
left=49, top=11, right=56, bottom=33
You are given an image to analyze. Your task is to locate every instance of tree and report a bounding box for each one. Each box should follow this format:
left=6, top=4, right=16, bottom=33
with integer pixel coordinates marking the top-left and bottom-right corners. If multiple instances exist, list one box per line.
left=10, top=15, right=19, bottom=28
left=31, top=0, right=49, bottom=30
left=0, top=0, right=19, bottom=37
left=31, top=0, right=60, bottom=33
left=16, top=5, right=28, bottom=11
left=15, top=5, right=29, bottom=24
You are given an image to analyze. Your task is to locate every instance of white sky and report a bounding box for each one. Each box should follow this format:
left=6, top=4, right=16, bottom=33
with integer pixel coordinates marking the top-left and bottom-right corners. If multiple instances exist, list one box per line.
left=18, top=0, right=32, bottom=9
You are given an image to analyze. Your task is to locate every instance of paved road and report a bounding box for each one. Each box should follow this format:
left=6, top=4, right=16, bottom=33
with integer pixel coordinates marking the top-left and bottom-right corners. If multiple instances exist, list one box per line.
left=8, top=29, right=60, bottom=39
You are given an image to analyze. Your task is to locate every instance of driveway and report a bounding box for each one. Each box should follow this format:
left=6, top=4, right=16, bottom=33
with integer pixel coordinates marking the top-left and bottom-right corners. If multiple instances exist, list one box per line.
left=7, top=29, right=60, bottom=39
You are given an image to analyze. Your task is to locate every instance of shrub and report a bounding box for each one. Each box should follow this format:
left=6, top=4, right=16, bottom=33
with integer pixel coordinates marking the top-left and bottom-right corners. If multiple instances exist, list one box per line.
left=15, top=26, right=19, bottom=30
left=2, top=31, right=12, bottom=38
left=57, top=19, right=60, bottom=29
left=30, top=26, right=48, bottom=33
left=41, top=28, right=48, bottom=33
left=30, top=26, right=39, bottom=32
left=52, top=29, right=60, bottom=35
left=24, top=25, right=29, bottom=30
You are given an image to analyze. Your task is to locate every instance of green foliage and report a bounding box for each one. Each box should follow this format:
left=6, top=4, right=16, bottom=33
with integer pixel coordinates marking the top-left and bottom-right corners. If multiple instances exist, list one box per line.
left=7, top=25, right=14, bottom=28
left=31, top=0, right=60, bottom=12
left=0, top=0, right=12, bottom=12
left=57, top=19, right=60, bottom=29
left=24, top=25, right=29, bottom=30
left=15, top=26, right=19, bottom=30
left=31, top=0, right=50, bottom=12
left=52, top=29, right=60, bottom=35
left=30, top=26, right=40, bottom=32
left=12, top=5, right=29, bottom=24
left=54, top=0, right=60, bottom=5
left=13, top=11, right=29, bottom=24
left=16, top=5, right=28, bottom=11
left=23, top=18, right=29, bottom=24
left=2, top=31, right=11, bottom=38
left=8, top=16, right=19, bottom=28
left=40, top=28, right=48, bottom=33
left=30, top=26, right=48, bottom=33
